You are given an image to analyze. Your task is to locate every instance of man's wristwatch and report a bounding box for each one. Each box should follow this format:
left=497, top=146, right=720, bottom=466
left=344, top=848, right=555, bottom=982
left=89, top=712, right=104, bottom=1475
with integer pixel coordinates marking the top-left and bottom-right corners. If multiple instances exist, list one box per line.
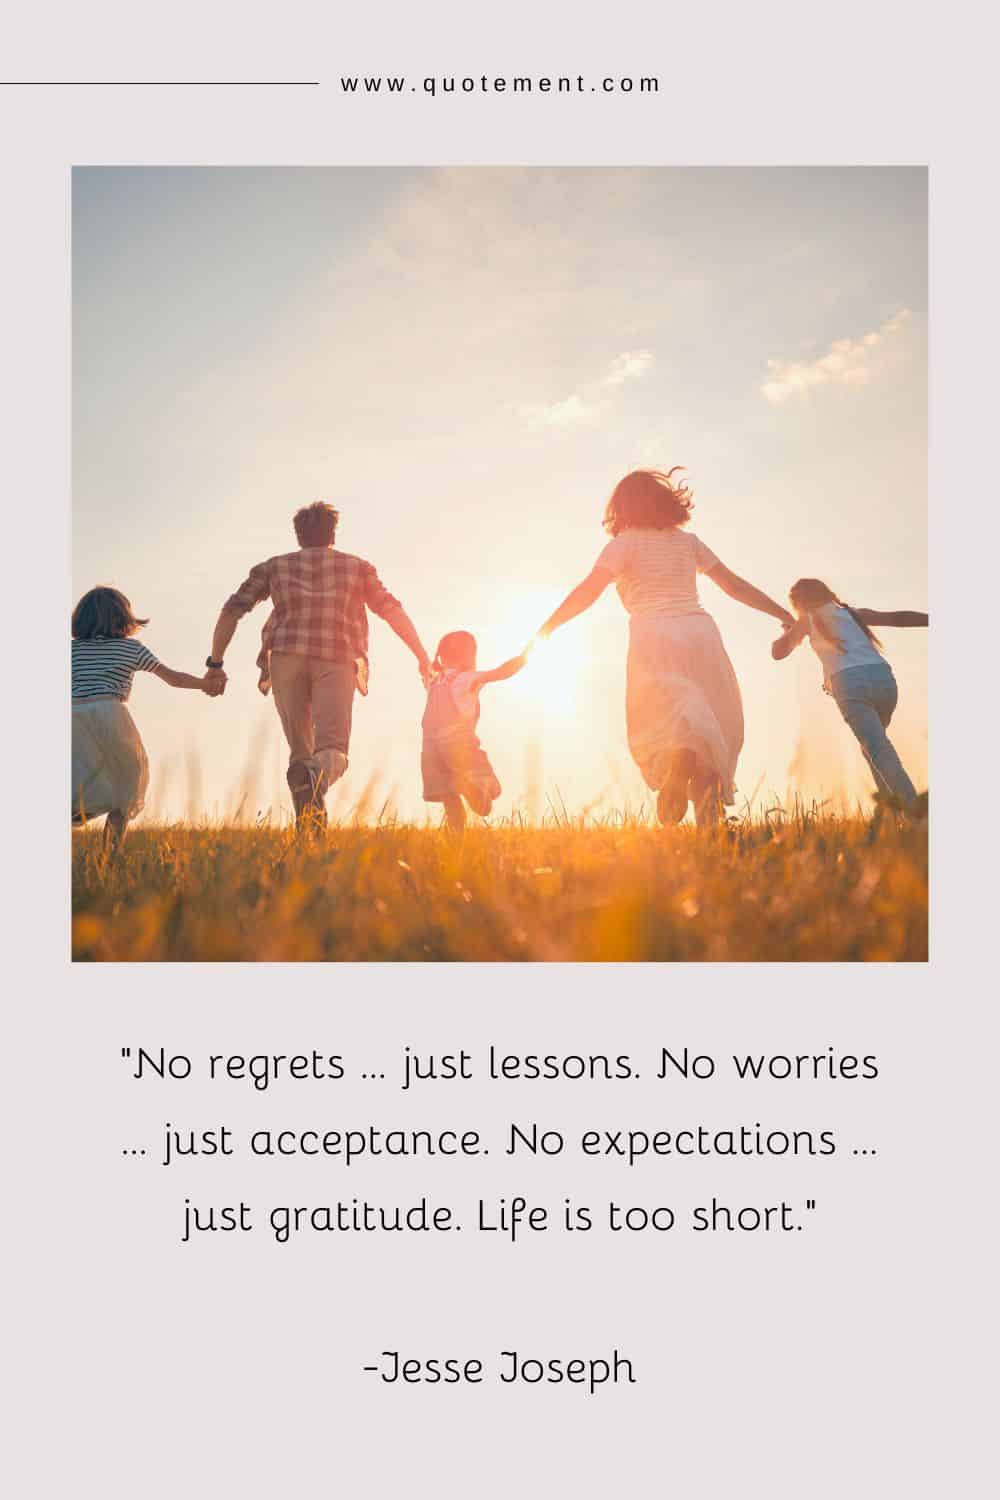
left=206, top=657, right=225, bottom=670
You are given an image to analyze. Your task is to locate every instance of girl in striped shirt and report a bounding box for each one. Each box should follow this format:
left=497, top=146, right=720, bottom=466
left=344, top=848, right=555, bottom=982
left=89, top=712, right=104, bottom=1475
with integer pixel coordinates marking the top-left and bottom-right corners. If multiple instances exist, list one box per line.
left=72, top=586, right=224, bottom=849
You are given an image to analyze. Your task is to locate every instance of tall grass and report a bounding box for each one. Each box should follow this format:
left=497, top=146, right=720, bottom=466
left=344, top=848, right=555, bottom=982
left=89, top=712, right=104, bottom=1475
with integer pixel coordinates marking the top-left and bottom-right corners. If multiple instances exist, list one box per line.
left=72, top=803, right=927, bottom=962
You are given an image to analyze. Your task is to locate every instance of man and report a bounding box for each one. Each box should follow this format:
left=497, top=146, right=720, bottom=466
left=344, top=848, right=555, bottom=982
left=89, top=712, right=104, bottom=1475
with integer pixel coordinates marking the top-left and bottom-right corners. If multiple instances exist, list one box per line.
left=207, top=501, right=430, bottom=827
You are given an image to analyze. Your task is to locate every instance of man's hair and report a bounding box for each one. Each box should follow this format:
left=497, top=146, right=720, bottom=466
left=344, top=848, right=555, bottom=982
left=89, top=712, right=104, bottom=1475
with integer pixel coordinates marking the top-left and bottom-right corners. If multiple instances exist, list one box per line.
left=72, top=586, right=149, bottom=640
left=293, top=501, right=340, bottom=547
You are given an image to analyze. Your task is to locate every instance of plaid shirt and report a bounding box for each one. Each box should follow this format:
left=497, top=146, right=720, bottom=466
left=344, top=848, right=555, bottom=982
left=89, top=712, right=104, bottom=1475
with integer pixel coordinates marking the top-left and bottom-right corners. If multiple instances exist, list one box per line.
left=226, top=547, right=402, bottom=695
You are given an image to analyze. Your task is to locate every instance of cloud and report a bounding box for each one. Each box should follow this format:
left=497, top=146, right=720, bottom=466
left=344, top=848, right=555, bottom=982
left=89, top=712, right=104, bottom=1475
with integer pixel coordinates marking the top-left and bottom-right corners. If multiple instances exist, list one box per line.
left=519, top=349, right=655, bottom=433
left=761, top=308, right=912, bottom=404
left=602, top=349, right=655, bottom=386
left=519, top=394, right=604, bottom=431
left=167, top=169, right=671, bottom=461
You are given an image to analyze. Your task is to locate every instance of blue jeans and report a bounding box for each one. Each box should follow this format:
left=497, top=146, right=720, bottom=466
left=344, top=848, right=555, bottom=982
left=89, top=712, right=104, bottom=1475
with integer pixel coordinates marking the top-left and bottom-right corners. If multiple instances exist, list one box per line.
left=829, top=663, right=917, bottom=805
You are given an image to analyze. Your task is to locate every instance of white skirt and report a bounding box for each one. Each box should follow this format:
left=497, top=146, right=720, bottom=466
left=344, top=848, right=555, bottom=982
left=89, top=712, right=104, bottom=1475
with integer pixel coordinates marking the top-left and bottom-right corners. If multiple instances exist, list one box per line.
left=626, top=612, right=744, bottom=804
left=72, top=698, right=149, bottom=823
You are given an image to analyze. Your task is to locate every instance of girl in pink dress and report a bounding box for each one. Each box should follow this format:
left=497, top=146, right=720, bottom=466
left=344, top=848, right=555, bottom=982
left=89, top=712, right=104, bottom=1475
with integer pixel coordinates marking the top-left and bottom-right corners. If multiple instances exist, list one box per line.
left=422, top=631, right=526, bottom=831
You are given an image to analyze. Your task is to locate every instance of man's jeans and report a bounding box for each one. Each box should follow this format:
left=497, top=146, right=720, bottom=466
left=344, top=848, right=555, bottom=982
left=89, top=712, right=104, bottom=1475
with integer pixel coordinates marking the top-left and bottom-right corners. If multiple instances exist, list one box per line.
left=829, top=663, right=917, bottom=805
left=269, top=652, right=355, bottom=790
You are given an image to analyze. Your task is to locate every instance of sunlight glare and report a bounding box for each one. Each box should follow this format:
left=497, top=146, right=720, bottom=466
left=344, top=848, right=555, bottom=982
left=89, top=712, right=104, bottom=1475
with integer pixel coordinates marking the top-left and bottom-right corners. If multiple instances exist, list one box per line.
left=487, top=592, right=587, bottom=718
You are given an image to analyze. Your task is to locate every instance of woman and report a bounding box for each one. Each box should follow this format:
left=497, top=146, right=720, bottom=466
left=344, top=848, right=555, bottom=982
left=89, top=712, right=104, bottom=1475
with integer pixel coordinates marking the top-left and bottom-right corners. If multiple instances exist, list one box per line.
left=536, top=468, right=793, bottom=825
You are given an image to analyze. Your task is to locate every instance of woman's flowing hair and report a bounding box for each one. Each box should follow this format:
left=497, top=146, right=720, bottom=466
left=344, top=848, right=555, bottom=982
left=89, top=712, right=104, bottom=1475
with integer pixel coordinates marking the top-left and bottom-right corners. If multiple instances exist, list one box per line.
left=603, top=467, right=694, bottom=535
left=789, top=578, right=883, bottom=652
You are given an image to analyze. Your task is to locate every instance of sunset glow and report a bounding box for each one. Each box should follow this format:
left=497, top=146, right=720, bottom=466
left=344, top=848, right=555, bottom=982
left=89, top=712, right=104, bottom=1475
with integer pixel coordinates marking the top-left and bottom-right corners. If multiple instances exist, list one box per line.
left=73, top=166, right=927, bottom=822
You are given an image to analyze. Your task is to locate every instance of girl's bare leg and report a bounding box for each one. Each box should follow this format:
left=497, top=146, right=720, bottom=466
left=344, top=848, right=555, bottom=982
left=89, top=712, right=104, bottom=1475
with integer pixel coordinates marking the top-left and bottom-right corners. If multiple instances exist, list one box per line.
left=443, top=796, right=467, bottom=833
left=103, top=810, right=129, bottom=852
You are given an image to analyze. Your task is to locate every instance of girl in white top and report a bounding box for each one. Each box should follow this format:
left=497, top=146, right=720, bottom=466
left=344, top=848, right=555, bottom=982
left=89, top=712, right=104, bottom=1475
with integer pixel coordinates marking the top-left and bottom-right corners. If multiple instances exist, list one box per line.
left=772, top=577, right=927, bottom=807
left=421, top=630, right=526, bottom=832
left=536, top=468, right=793, bottom=825
left=72, top=586, right=225, bottom=849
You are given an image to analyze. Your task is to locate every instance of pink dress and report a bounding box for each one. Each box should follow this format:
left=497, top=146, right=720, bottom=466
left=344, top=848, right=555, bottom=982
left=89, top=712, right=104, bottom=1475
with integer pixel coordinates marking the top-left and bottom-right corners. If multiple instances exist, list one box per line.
left=421, top=669, right=501, bottom=804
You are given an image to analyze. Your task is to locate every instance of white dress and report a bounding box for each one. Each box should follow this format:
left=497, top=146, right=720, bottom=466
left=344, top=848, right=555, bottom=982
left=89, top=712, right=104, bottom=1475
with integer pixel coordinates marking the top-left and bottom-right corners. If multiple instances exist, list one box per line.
left=72, top=699, right=150, bottom=821
left=596, top=528, right=744, bottom=803
left=71, top=637, right=158, bottom=822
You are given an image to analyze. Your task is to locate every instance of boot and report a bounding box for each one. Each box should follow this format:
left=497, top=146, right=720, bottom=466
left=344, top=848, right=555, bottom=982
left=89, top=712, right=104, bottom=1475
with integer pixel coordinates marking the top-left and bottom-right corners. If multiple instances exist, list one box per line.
left=287, top=760, right=328, bottom=831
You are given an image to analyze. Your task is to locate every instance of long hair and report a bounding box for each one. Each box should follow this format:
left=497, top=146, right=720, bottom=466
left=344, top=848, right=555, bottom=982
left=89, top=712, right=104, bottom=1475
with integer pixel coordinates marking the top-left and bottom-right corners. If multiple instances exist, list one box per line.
left=72, top=586, right=148, bottom=640
left=603, top=467, right=694, bottom=535
left=431, top=630, right=477, bottom=678
left=789, top=578, right=882, bottom=652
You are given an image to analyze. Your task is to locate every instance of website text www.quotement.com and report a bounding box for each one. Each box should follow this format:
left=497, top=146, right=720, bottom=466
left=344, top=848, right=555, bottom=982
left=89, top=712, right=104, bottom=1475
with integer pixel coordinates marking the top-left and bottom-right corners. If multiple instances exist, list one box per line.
left=340, top=73, right=661, bottom=97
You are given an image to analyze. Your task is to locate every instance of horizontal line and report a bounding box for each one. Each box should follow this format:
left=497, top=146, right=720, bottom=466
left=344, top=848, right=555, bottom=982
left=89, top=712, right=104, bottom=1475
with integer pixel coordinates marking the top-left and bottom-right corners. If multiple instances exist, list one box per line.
left=0, top=81, right=320, bottom=86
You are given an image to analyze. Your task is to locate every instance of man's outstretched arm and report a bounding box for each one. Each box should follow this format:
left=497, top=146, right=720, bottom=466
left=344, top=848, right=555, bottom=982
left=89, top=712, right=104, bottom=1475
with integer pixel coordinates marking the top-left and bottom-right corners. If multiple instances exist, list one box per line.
left=208, top=607, right=242, bottom=666
left=207, top=562, right=271, bottom=673
left=363, top=564, right=431, bottom=680
left=383, top=605, right=431, bottom=680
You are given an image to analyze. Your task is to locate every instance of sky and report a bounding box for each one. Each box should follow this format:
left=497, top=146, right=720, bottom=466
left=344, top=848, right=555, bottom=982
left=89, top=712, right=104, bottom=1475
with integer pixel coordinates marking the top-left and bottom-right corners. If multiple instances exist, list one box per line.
left=73, top=166, right=927, bottom=823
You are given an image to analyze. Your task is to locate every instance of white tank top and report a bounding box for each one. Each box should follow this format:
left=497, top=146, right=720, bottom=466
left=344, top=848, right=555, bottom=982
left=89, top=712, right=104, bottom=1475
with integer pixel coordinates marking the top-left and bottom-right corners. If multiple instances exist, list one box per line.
left=806, top=604, right=883, bottom=685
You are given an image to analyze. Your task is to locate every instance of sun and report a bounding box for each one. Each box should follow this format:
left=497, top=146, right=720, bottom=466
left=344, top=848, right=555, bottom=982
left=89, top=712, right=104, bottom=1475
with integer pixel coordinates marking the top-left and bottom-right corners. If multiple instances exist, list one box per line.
left=482, top=590, right=588, bottom=717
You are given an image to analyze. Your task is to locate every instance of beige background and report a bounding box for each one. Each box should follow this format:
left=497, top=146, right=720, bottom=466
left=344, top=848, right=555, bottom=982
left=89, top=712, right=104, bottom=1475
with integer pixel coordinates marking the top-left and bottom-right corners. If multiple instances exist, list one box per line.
left=3, top=0, right=992, bottom=1495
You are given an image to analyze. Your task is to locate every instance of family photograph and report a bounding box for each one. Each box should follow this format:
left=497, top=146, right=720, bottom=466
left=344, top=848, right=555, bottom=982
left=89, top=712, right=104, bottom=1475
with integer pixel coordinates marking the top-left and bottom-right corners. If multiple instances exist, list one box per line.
left=71, top=165, right=928, bottom=962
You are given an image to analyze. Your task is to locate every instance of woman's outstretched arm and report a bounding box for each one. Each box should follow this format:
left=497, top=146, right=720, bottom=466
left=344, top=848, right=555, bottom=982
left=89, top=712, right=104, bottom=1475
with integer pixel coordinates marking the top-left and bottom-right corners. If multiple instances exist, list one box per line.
left=704, top=562, right=794, bottom=625
left=856, top=608, right=928, bottom=628
left=538, top=567, right=614, bottom=638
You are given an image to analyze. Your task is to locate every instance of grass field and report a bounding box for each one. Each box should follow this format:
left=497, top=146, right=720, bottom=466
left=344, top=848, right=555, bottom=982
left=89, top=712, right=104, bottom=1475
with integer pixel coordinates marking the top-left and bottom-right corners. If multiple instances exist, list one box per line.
left=71, top=806, right=927, bottom=962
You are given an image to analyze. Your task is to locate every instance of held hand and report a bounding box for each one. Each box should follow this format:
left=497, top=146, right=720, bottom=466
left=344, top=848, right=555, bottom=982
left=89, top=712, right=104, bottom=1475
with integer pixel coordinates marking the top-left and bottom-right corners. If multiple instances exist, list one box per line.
left=417, top=656, right=432, bottom=688
left=771, top=616, right=804, bottom=660
left=201, top=671, right=227, bottom=697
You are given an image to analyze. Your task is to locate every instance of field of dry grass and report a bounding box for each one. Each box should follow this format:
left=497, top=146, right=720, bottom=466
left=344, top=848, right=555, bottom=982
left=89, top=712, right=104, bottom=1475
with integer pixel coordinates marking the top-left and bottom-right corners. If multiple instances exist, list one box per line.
left=71, top=806, right=927, bottom=962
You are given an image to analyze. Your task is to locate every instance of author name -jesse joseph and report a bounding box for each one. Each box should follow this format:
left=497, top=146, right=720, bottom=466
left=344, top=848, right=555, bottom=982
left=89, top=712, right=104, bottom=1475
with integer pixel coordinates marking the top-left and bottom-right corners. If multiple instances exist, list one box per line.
left=364, top=1349, right=635, bottom=1392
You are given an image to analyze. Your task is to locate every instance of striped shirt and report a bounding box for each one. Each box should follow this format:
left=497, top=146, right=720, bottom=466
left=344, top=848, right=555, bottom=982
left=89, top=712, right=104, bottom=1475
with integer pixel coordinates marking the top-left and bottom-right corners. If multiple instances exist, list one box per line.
left=72, top=637, right=161, bottom=702
left=225, top=547, right=402, bottom=691
left=596, top=527, right=721, bottom=618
